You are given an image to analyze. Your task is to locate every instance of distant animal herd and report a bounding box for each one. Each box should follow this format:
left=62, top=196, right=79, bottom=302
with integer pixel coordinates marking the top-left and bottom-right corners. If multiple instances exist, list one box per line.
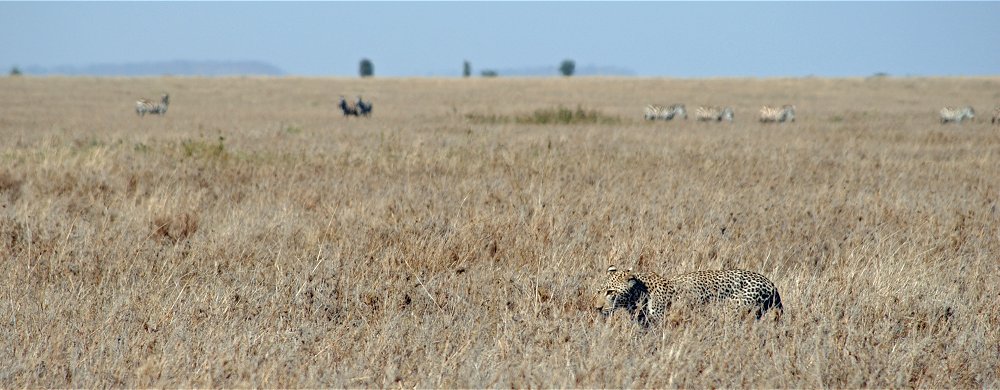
left=131, top=93, right=374, bottom=119
left=132, top=92, right=998, bottom=125
left=646, top=103, right=997, bottom=124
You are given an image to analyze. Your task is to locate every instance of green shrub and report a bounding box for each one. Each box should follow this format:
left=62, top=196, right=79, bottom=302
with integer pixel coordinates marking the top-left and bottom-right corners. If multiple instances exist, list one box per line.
left=466, top=106, right=620, bottom=125
left=181, top=136, right=228, bottom=160
left=517, top=105, right=618, bottom=125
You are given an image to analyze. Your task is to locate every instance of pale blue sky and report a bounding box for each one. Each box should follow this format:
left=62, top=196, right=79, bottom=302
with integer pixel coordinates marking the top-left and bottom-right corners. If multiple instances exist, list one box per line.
left=2, top=2, right=998, bottom=77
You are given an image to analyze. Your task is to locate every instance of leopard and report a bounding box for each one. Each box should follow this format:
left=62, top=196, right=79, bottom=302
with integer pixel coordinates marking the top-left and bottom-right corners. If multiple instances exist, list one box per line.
left=595, top=265, right=783, bottom=325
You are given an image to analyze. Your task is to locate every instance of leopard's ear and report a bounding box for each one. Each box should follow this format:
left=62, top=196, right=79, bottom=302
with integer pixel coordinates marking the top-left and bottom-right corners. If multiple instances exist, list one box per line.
left=607, top=265, right=618, bottom=274
left=626, top=268, right=638, bottom=284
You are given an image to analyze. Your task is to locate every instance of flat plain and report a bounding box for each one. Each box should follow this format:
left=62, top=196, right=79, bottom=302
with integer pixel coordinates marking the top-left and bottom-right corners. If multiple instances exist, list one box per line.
left=1, top=76, right=998, bottom=387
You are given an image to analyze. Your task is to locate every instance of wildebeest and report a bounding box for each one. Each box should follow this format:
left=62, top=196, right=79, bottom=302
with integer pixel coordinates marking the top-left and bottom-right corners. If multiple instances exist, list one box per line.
left=339, top=95, right=373, bottom=117
left=356, top=96, right=373, bottom=117
left=339, top=96, right=358, bottom=116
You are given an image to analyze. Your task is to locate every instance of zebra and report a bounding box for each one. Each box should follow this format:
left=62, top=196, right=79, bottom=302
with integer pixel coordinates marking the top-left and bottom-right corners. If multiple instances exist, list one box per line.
left=645, top=104, right=687, bottom=121
left=993, top=106, right=1000, bottom=125
left=660, top=104, right=687, bottom=120
left=759, top=105, right=795, bottom=123
left=696, top=106, right=735, bottom=122
left=135, top=94, right=169, bottom=117
left=644, top=104, right=663, bottom=121
left=939, top=106, right=975, bottom=124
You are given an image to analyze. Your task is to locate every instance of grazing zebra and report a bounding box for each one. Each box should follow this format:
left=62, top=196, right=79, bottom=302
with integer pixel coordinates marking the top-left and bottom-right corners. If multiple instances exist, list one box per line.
left=759, top=105, right=796, bottom=123
left=135, top=94, right=169, bottom=117
left=645, top=104, right=687, bottom=121
left=644, top=104, right=663, bottom=121
left=939, top=106, right=975, bottom=124
left=696, top=106, right=735, bottom=122
left=993, top=106, right=1000, bottom=124
left=661, top=104, right=687, bottom=120
left=356, top=96, right=373, bottom=117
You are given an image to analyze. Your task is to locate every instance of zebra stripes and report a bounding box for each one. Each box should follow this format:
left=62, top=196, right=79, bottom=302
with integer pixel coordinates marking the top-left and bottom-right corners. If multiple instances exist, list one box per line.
left=759, top=105, right=795, bottom=123
left=939, top=106, right=975, bottom=124
left=663, top=104, right=687, bottom=120
left=696, top=106, right=735, bottom=122
left=644, top=104, right=661, bottom=121
left=644, top=104, right=687, bottom=121
left=135, top=94, right=169, bottom=117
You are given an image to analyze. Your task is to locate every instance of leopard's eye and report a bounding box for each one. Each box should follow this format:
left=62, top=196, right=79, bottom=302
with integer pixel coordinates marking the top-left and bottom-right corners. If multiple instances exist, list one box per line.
left=606, top=289, right=616, bottom=296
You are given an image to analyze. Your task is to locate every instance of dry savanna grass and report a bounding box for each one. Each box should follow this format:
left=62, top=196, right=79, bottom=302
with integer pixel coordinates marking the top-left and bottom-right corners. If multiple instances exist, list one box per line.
left=1, top=76, right=999, bottom=388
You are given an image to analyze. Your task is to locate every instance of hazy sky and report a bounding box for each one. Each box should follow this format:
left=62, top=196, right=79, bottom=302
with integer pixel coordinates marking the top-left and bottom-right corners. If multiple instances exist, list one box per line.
left=2, top=2, right=998, bottom=77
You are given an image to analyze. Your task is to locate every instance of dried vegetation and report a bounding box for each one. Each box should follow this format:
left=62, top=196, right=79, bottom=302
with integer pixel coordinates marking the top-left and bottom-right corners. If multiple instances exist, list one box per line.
left=0, top=76, right=998, bottom=387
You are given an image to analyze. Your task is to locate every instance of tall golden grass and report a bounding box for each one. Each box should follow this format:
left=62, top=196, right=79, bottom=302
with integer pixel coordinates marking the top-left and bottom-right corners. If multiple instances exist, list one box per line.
left=1, top=76, right=998, bottom=387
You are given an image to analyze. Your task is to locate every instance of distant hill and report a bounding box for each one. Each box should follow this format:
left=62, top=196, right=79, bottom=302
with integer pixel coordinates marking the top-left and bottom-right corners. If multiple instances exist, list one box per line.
left=22, top=60, right=285, bottom=76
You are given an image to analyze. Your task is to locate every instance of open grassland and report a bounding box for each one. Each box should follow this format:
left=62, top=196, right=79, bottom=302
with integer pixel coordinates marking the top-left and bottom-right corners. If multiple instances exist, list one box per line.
left=1, top=76, right=999, bottom=388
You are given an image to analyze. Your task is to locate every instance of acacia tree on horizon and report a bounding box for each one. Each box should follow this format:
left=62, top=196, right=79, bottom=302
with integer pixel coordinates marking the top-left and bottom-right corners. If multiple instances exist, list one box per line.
left=359, top=58, right=374, bottom=78
left=559, top=59, right=575, bottom=77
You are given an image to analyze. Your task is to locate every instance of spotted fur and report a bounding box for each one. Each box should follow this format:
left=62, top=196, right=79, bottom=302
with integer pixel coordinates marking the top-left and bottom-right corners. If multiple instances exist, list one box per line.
left=596, top=265, right=782, bottom=324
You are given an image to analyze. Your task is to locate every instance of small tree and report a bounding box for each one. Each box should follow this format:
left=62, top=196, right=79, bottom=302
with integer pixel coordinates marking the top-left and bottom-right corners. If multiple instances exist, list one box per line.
left=359, top=58, right=374, bottom=78
left=463, top=60, right=471, bottom=78
left=481, top=70, right=498, bottom=78
left=9, top=66, right=22, bottom=77
left=559, top=59, right=575, bottom=77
